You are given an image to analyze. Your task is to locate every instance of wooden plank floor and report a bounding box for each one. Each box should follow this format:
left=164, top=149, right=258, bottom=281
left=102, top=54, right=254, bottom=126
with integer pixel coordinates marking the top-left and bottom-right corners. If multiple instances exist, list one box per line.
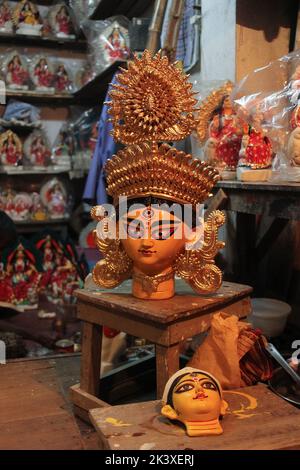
left=0, top=356, right=99, bottom=450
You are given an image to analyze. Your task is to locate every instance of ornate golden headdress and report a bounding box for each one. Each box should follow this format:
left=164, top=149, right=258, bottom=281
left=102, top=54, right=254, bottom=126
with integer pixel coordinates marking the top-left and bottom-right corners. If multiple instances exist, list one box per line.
left=105, top=51, right=220, bottom=205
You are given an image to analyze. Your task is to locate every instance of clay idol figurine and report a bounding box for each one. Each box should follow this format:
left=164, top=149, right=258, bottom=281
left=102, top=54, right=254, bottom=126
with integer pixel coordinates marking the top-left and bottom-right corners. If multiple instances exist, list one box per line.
left=31, top=56, right=55, bottom=93
left=91, top=51, right=225, bottom=300
left=197, top=81, right=243, bottom=180
left=161, top=367, right=228, bottom=437
left=48, top=3, right=75, bottom=39
left=100, top=20, right=130, bottom=66
left=24, top=130, right=51, bottom=168
left=237, top=111, right=273, bottom=182
left=11, top=192, right=32, bottom=220
left=3, top=51, right=29, bottom=90
left=0, top=1, right=13, bottom=33
left=40, top=178, right=67, bottom=219
left=2, top=51, right=29, bottom=91
left=54, top=63, right=72, bottom=93
left=0, top=130, right=22, bottom=167
left=12, top=0, right=43, bottom=36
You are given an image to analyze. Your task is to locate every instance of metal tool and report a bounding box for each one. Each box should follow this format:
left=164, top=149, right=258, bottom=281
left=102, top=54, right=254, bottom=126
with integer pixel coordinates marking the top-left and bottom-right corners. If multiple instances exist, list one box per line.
left=266, top=342, right=300, bottom=387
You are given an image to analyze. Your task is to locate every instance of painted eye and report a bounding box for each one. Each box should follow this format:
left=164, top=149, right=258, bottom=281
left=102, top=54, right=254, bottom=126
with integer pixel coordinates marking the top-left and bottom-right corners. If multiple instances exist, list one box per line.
left=126, top=223, right=144, bottom=239
left=152, top=227, right=175, bottom=240
left=202, top=381, right=216, bottom=390
left=175, top=383, right=194, bottom=393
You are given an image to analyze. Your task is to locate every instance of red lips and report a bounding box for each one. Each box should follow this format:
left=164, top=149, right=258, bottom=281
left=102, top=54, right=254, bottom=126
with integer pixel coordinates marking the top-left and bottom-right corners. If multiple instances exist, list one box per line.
left=193, top=392, right=208, bottom=400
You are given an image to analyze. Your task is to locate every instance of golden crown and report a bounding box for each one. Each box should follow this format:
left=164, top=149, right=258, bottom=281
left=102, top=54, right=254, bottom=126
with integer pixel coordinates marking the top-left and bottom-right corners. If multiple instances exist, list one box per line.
left=106, top=142, right=220, bottom=206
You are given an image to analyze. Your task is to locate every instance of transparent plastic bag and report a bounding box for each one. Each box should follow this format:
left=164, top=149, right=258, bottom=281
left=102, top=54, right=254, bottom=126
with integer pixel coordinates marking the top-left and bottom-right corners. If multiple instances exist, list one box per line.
left=192, top=79, right=244, bottom=177
left=231, top=49, right=300, bottom=180
left=69, top=0, right=101, bottom=26
left=47, top=1, right=79, bottom=39
left=1, top=48, right=31, bottom=91
left=82, top=16, right=130, bottom=74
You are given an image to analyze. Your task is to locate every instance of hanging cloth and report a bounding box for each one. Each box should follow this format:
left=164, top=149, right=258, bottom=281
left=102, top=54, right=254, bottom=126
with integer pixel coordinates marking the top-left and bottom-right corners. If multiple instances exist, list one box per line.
left=83, top=73, right=118, bottom=204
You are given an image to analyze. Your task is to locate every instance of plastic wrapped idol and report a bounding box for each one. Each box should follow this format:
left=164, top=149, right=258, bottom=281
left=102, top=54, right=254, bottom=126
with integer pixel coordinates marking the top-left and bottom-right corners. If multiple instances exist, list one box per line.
left=196, top=81, right=244, bottom=180
left=72, top=107, right=99, bottom=170
left=53, top=62, right=73, bottom=94
left=12, top=0, right=43, bottom=36
left=30, top=55, right=55, bottom=93
left=232, top=49, right=300, bottom=182
left=11, top=192, right=33, bottom=221
left=0, top=130, right=23, bottom=169
left=0, top=1, right=13, bottom=33
left=48, top=2, right=77, bottom=39
left=40, top=177, right=69, bottom=219
left=74, top=61, right=94, bottom=90
left=51, top=123, right=74, bottom=170
left=83, top=16, right=130, bottom=74
left=24, top=130, right=51, bottom=168
left=2, top=239, right=42, bottom=308
left=2, top=51, right=30, bottom=91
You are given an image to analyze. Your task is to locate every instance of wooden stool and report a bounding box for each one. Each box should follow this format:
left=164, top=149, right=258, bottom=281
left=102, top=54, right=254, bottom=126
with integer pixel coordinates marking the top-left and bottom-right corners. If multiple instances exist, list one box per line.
left=70, top=280, right=252, bottom=421
left=89, top=384, right=300, bottom=450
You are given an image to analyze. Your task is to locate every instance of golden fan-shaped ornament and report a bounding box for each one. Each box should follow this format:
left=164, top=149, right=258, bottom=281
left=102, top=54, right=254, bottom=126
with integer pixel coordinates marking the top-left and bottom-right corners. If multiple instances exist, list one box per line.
left=108, top=50, right=197, bottom=144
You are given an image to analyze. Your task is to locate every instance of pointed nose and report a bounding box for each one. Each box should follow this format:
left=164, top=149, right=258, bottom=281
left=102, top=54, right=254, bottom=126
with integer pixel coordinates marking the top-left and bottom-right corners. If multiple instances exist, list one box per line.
left=141, top=237, right=155, bottom=249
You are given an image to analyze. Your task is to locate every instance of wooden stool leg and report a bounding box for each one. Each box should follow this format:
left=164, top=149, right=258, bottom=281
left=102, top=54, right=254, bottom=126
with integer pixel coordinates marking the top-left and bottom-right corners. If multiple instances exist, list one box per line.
left=80, top=321, right=103, bottom=397
left=155, top=344, right=180, bottom=399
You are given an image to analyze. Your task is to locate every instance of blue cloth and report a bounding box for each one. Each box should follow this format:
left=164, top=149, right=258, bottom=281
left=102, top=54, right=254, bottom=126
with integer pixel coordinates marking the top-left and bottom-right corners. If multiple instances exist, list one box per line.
left=161, top=0, right=196, bottom=71
left=3, top=100, right=40, bottom=122
left=83, top=73, right=118, bottom=204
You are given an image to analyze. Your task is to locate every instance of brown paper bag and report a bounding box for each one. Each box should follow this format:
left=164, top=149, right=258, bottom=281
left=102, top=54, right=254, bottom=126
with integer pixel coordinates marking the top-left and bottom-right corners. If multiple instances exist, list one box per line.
left=188, top=312, right=272, bottom=389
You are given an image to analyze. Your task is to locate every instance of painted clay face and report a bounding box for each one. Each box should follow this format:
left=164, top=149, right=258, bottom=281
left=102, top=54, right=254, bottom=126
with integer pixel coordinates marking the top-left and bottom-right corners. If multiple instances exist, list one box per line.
left=120, top=206, right=188, bottom=275
left=118, top=204, right=198, bottom=299
left=161, top=368, right=228, bottom=437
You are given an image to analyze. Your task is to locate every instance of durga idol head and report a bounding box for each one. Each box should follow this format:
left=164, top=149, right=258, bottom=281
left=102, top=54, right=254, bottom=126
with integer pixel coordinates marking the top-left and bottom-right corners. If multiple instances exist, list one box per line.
left=161, top=367, right=228, bottom=437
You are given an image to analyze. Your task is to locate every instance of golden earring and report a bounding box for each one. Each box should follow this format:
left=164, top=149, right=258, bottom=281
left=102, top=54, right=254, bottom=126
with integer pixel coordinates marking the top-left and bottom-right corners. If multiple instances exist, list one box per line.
left=175, top=210, right=225, bottom=294
left=91, top=206, right=133, bottom=289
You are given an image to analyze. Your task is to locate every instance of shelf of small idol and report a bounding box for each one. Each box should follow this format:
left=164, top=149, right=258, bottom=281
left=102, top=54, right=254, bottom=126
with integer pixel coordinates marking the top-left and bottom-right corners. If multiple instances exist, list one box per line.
left=0, top=32, right=87, bottom=51
left=14, top=217, right=70, bottom=234
left=4, top=61, right=122, bottom=106
left=5, top=89, right=73, bottom=105
left=0, top=167, right=87, bottom=177
left=90, top=0, right=153, bottom=20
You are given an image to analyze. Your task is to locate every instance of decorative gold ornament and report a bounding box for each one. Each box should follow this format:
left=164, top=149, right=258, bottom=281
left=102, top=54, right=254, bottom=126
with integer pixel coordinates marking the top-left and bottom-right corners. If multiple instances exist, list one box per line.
left=196, top=81, right=234, bottom=143
left=108, top=50, right=197, bottom=145
left=132, top=268, right=175, bottom=295
left=175, top=210, right=225, bottom=293
left=92, top=230, right=133, bottom=288
left=106, top=142, right=220, bottom=207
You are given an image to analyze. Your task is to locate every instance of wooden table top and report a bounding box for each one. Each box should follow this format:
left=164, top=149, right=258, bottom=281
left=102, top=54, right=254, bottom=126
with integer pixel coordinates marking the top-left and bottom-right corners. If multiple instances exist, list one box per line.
left=90, top=384, right=300, bottom=450
left=76, top=280, right=252, bottom=324
left=0, top=357, right=99, bottom=450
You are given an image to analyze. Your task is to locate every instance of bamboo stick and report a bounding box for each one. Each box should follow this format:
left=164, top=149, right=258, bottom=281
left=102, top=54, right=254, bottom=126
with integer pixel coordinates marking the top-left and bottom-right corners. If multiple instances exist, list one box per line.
left=161, top=0, right=185, bottom=63
left=146, top=0, right=169, bottom=55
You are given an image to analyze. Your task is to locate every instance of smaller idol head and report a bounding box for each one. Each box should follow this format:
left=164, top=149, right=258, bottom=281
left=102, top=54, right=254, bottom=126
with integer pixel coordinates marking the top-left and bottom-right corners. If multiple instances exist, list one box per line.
left=161, top=368, right=228, bottom=437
